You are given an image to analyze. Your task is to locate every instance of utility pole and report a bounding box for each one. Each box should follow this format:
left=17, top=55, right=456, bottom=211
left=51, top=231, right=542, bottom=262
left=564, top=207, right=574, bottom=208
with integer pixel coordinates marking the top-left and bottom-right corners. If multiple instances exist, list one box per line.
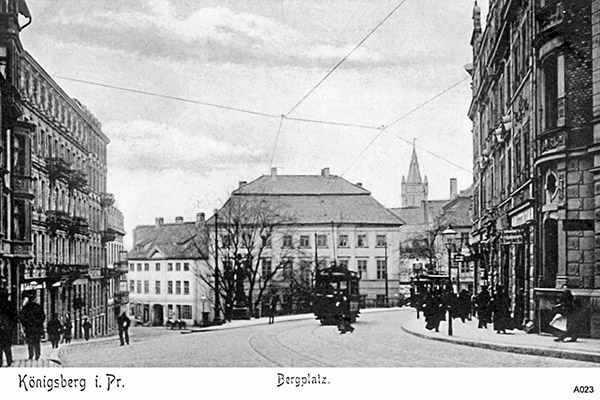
left=384, top=241, right=389, bottom=307
left=213, top=210, right=221, bottom=324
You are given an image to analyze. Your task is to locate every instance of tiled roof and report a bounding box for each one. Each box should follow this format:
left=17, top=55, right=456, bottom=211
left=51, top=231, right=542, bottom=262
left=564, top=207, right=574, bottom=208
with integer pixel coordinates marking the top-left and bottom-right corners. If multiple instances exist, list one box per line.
left=128, top=222, right=208, bottom=260
left=234, top=175, right=370, bottom=195
left=211, top=174, right=403, bottom=226
left=390, top=206, right=425, bottom=225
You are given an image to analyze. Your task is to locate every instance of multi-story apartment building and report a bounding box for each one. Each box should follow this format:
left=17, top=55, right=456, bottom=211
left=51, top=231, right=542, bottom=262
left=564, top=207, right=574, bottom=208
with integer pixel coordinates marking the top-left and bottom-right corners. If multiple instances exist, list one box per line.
left=0, top=2, right=125, bottom=339
left=468, top=0, right=600, bottom=337
left=211, top=168, right=405, bottom=312
left=127, top=215, right=212, bottom=326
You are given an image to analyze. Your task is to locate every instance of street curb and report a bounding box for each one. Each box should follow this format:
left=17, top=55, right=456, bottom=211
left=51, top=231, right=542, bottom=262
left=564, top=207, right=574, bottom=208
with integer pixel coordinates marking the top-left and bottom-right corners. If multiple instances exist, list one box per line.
left=401, top=325, right=600, bottom=364
left=186, top=307, right=407, bottom=334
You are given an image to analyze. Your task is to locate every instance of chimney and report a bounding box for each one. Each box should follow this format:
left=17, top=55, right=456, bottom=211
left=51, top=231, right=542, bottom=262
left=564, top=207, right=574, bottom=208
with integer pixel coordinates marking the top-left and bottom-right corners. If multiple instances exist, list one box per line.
left=270, top=167, right=277, bottom=180
left=321, top=167, right=330, bottom=178
left=239, top=181, right=247, bottom=188
left=356, top=182, right=362, bottom=187
left=175, top=216, right=184, bottom=224
left=155, top=217, right=164, bottom=226
left=196, top=212, right=205, bottom=223
left=450, top=178, right=458, bottom=199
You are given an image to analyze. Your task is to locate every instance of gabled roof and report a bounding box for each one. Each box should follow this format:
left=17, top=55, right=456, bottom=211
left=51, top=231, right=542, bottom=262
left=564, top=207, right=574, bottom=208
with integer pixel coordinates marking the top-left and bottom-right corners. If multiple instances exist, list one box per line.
left=128, top=222, right=208, bottom=260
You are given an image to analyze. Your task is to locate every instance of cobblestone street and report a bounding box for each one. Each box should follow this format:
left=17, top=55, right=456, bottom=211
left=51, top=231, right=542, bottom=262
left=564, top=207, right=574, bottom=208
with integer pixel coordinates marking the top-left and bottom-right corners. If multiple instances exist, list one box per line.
left=57, top=309, right=598, bottom=367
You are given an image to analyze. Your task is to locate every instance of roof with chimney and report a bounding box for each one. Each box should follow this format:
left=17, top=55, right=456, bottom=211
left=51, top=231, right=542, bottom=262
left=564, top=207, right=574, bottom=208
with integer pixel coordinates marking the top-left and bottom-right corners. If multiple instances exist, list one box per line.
left=128, top=216, right=208, bottom=260
left=210, top=168, right=404, bottom=227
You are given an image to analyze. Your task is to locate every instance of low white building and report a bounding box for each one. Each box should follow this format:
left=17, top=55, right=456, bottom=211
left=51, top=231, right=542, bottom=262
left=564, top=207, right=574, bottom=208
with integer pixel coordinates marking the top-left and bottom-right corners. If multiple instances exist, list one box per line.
left=127, top=214, right=212, bottom=326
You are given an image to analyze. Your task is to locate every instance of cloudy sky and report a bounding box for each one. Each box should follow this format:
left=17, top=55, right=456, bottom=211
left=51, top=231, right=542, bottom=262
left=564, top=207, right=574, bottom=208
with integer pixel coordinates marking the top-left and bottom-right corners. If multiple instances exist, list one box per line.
left=22, top=0, right=486, bottom=247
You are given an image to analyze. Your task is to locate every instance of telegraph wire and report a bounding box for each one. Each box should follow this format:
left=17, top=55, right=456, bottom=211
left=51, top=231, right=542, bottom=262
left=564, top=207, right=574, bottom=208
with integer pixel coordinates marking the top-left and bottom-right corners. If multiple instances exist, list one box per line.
left=53, top=75, right=281, bottom=119
left=341, top=77, right=470, bottom=176
left=394, top=134, right=472, bottom=174
left=283, top=116, right=383, bottom=130
left=53, top=75, right=383, bottom=131
left=283, top=0, right=409, bottom=117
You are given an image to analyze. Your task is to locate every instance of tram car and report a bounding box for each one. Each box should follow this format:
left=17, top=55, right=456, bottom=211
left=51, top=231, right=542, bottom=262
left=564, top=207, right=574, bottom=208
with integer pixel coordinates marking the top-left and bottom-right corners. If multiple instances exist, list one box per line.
left=409, top=273, right=451, bottom=310
left=313, top=265, right=361, bottom=325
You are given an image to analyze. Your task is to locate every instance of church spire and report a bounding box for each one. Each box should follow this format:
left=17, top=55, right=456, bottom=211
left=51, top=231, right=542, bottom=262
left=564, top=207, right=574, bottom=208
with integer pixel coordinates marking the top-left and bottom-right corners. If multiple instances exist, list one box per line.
left=407, top=146, right=422, bottom=184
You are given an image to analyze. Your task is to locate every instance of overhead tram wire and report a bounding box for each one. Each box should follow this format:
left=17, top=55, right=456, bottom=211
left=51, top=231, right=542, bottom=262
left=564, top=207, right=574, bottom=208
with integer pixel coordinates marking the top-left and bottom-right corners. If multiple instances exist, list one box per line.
left=394, top=134, right=472, bottom=174
left=52, top=75, right=383, bottom=131
left=269, top=115, right=285, bottom=171
left=283, top=0, right=409, bottom=117
left=341, top=76, right=470, bottom=177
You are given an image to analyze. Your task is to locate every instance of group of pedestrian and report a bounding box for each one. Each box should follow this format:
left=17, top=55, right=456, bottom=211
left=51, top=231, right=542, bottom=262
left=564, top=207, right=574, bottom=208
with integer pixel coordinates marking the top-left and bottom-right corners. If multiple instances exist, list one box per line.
left=420, top=285, right=515, bottom=335
left=473, top=285, right=512, bottom=334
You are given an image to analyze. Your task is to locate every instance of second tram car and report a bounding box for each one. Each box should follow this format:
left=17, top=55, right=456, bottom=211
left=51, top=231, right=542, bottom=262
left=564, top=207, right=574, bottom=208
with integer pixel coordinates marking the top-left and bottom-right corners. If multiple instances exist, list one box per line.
left=313, top=265, right=360, bottom=325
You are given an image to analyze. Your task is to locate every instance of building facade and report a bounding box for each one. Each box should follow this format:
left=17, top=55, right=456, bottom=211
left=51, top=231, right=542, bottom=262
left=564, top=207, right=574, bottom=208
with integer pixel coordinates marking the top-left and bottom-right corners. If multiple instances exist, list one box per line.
left=0, top=1, right=125, bottom=340
left=127, top=215, right=212, bottom=326
left=468, top=0, right=600, bottom=336
left=211, top=167, right=405, bottom=312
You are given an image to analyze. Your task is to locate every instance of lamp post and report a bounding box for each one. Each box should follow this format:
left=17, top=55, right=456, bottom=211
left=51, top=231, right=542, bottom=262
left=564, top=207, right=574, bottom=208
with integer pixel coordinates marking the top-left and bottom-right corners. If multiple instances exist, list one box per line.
left=213, top=210, right=221, bottom=325
left=442, top=225, right=457, bottom=336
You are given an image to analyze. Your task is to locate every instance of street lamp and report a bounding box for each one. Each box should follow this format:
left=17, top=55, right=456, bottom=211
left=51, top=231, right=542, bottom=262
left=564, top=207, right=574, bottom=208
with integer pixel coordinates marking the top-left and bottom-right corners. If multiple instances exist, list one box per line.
left=213, top=209, right=221, bottom=325
left=442, top=225, right=457, bottom=336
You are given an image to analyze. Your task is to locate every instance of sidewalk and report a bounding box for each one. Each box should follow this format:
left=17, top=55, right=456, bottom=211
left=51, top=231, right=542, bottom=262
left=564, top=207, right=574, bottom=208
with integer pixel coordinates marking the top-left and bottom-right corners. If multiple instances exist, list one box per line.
left=4, top=334, right=121, bottom=368
left=402, top=310, right=600, bottom=364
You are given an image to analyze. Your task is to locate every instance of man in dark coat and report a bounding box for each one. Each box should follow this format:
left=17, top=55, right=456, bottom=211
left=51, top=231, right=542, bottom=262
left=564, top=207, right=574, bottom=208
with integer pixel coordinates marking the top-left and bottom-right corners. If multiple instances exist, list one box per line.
left=491, top=286, right=511, bottom=334
left=117, top=311, right=130, bottom=346
left=20, top=292, right=46, bottom=360
left=0, top=290, right=17, bottom=367
left=46, top=313, right=62, bottom=349
left=475, top=286, right=491, bottom=329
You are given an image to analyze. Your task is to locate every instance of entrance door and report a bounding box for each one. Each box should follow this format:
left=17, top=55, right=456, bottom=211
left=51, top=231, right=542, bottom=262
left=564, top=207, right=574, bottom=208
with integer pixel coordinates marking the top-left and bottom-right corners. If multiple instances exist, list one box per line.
left=543, top=219, right=558, bottom=288
left=152, top=304, right=164, bottom=326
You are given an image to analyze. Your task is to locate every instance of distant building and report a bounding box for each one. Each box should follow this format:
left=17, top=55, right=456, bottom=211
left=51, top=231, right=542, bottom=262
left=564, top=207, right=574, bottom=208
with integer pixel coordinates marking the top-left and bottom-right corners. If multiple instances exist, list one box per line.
left=211, top=167, right=405, bottom=308
left=127, top=214, right=212, bottom=326
left=391, top=147, right=470, bottom=290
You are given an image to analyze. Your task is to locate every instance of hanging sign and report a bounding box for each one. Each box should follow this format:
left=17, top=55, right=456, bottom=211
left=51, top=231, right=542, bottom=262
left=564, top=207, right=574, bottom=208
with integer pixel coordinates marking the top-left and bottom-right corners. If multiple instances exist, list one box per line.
left=502, top=229, right=523, bottom=244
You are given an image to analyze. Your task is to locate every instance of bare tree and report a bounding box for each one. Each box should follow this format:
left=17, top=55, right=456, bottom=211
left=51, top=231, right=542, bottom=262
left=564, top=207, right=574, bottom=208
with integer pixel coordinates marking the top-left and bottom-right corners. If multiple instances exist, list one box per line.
left=399, top=226, right=443, bottom=275
left=189, top=195, right=310, bottom=321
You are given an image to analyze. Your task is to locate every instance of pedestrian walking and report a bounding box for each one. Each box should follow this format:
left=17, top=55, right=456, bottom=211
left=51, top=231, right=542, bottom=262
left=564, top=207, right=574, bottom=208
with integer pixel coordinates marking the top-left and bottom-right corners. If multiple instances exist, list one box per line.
left=82, top=317, right=92, bottom=341
left=475, top=286, right=491, bottom=329
left=0, top=290, right=17, bottom=367
left=117, top=311, right=130, bottom=346
left=47, top=313, right=63, bottom=349
left=268, top=293, right=279, bottom=325
left=423, top=290, right=445, bottom=332
left=491, top=285, right=511, bottom=334
left=20, top=292, right=45, bottom=360
left=457, top=289, right=472, bottom=323
left=551, top=286, right=580, bottom=342
left=62, top=314, right=72, bottom=344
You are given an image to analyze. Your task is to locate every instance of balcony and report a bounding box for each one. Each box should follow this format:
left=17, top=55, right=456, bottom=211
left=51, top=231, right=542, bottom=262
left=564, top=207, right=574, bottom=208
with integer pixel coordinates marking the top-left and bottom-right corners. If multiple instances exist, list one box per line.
left=102, top=229, right=119, bottom=243
left=2, top=83, right=22, bottom=122
left=46, top=157, right=71, bottom=181
left=69, top=216, right=90, bottom=236
left=101, top=192, right=115, bottom=208
left=46, top=210, right=72, bottom=232
left=535, top=1, right=564, bottom=36
left=68, top=170, right=88, bottom=192
left=47, top=263, right=89, bottom=280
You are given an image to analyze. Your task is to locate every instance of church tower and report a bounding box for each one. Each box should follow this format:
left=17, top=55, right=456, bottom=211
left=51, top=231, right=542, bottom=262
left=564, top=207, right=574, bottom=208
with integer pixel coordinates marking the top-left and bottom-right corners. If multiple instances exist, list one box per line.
left=401, top=146, right=428, bottom=207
